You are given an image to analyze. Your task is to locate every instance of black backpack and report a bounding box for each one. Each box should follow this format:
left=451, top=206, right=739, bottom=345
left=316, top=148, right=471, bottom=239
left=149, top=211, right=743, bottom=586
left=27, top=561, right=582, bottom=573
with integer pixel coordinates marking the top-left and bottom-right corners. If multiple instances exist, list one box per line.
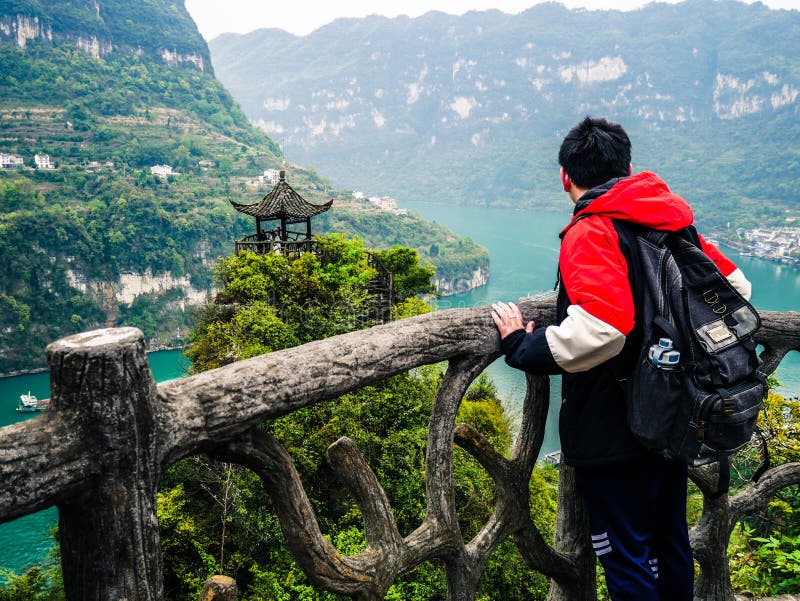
left=621, top=224, right=767, bottom=495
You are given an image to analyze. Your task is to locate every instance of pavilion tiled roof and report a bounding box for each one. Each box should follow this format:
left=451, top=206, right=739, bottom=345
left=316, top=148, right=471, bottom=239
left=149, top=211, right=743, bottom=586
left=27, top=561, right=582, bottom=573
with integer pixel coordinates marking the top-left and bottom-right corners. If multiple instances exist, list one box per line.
left=230, top=170, right=332, bottom=221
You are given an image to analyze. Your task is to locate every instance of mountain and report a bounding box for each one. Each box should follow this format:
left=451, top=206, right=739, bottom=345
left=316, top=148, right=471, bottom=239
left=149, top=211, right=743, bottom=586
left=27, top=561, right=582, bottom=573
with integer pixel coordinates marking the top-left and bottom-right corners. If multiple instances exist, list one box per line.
left=1, top=0, right=211, bottom=70
left=0, top=0, right=487, bottom=373
left=209, top=0, right=800, bottom=228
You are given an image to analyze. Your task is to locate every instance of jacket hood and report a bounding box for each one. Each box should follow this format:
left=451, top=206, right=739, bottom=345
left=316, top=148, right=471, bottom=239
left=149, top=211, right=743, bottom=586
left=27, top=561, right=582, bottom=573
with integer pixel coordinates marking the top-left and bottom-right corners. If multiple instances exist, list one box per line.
left=560, top=172, right=694, bottom=237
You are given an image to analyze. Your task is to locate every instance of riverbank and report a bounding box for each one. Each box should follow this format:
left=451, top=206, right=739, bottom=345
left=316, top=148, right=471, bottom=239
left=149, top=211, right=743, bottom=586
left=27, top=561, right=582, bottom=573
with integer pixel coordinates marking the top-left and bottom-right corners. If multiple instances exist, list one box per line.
left=0, top=342, right=187, bottom=380
left=718, top=236, right=800, bottom=269
left=0, top=366, right=48, bottom=379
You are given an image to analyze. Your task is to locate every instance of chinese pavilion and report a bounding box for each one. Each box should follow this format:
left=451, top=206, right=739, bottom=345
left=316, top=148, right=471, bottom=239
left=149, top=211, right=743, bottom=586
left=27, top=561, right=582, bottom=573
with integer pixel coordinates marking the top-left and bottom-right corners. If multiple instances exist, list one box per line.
left=229, top=169, right=393, bottom=323
left=231, top=170, right=333, bottom=255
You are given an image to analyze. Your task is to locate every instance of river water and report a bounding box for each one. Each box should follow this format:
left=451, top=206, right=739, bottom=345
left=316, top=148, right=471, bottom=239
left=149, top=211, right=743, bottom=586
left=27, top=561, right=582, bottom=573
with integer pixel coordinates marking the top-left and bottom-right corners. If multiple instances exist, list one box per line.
left=0, top=350, right=190, bottom=575
left=1, top=203, right=798, bottom=575
left=408, top=200, right=800, bottom=448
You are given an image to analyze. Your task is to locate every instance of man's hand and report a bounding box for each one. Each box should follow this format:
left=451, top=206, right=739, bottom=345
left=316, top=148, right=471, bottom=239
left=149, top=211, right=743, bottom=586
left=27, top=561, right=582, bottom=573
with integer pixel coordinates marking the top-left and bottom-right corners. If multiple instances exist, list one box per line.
left=491, top=301, right=535, bottom=340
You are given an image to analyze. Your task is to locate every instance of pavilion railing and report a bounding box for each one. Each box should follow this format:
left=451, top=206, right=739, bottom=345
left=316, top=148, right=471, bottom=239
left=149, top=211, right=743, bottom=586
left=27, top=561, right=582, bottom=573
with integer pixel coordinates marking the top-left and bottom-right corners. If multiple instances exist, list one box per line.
left=234, top=234, right=321, bottom=257
left=0, top=300, right=798, bottom=601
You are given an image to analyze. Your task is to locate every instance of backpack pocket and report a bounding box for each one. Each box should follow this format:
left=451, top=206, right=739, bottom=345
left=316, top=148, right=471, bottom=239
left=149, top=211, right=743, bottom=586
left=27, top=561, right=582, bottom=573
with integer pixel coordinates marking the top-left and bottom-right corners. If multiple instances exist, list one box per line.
left=706, top=337, right=760, bottom=386
left=681, top=374, right=766, bottom=465
left=625, top=350, right=684, bottom=452
left=693, top=316, right=760, bottom=387
left=704, top=376, right=765, bottom=452
left=690, top=299, right=762, bottom=387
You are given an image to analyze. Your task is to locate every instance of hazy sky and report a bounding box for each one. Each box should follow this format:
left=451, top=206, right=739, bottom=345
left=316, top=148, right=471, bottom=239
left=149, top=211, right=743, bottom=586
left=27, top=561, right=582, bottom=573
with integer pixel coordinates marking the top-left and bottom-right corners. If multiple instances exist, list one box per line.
left=185, top=0, right=799, bottom=40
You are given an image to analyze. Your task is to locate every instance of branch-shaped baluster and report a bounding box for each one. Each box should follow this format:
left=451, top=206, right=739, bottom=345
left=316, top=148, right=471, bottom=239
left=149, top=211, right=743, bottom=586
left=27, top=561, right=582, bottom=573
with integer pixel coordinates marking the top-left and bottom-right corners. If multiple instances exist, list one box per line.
left=452, top=373, right=589, bottom=599
left=691, top=460, right=800, bottom=600
left=210, top=354, right=497, bottom=601
left=326, top=437, right=403, bottom=556
left=756, top=310, right=800, bottom=375
left=758, top=343, right=795, bottom=377
left=730, top=462, right=800, bottom=516
left=415, top=354, right=497, bottom=599
left=209, top=430, right=376, bottom=596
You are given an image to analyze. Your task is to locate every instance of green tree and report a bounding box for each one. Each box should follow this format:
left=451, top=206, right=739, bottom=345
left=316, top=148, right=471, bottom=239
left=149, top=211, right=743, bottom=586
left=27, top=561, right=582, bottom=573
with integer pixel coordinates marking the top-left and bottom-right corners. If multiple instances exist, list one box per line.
left=728, top=387, right=800, bottom=596
left=187, top=235, right=436, bottom=371
left=374, top=246, right=436, bottom=302
left=166, top=239, right=557, bottom=600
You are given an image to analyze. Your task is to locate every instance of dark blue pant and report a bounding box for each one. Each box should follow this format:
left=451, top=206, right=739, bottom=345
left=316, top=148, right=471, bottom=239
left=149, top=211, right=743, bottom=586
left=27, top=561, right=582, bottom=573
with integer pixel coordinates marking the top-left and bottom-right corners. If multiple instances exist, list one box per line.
left=574, top=458, right=694, bottom=601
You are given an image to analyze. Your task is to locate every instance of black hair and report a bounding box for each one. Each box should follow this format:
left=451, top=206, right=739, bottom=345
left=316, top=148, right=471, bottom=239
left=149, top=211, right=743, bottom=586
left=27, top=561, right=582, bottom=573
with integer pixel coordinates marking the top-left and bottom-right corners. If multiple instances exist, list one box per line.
left=558, top=116, right=631, bottom=190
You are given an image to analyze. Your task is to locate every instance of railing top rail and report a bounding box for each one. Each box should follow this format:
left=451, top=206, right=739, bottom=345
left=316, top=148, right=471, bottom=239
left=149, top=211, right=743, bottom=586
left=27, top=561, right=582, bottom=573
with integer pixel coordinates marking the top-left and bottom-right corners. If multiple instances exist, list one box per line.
left=0, top=303, right=799, bottom=600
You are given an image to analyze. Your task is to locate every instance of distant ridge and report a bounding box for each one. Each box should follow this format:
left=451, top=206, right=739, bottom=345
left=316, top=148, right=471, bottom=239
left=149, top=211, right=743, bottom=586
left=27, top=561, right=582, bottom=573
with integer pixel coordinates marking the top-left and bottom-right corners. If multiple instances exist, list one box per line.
left=209, top=0, right=800, bottom=227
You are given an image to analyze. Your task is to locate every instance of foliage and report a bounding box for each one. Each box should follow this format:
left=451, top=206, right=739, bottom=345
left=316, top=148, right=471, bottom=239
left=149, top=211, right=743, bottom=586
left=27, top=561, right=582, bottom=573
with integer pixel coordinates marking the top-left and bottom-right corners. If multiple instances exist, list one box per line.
left=158, top=483, right=223, bottom=599
left=727, top=387, right=800, bottom=596
left=729, top=524, right=800, bottom=596
left=392, top=296, right=432, bottom=320
left=162, top=241, right=558, bottom=599
left=374, top=246, right=436, bottom=301
left=186, top=237, right=436, bottom=372
left=317, top=205, right=488, bottom=289
left=0, top=540, right=64, bottom=601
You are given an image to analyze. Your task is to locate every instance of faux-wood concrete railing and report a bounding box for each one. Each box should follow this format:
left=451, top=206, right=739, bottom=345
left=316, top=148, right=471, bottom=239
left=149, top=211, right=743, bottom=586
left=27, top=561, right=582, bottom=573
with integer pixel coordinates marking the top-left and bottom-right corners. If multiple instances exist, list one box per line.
left=0, top=300, right=798, bottom=601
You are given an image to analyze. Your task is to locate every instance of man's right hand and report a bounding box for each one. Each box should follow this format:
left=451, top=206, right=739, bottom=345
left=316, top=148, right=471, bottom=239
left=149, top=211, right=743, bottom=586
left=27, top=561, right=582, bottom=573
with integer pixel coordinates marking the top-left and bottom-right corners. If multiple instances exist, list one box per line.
left=491, top=301, right=535, bottom=339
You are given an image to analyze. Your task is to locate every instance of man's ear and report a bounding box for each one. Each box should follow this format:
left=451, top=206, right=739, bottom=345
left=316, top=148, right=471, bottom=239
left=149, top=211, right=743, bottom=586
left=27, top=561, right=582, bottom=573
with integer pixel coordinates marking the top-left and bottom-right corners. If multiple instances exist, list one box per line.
left=560, top=168, right=571, bottom=192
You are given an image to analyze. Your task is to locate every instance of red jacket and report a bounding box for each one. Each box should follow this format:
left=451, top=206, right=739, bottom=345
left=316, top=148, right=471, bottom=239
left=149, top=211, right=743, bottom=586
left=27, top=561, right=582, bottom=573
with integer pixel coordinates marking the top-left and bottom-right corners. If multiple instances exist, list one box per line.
left=502, top=172, right=751, bottom=465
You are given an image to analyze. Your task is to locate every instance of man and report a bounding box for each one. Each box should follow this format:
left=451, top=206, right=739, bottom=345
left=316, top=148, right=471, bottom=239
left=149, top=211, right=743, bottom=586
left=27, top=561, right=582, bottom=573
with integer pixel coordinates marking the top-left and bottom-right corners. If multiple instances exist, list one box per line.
left=491, top=116, right=751, bottom=600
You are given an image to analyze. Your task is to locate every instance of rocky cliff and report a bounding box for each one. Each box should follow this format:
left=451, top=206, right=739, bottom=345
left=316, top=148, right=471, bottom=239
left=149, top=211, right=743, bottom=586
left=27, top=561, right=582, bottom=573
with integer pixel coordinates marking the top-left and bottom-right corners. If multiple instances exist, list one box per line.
left=0, top=0, right=210, bottom=71
left=209, top=0, right=800, bottom=227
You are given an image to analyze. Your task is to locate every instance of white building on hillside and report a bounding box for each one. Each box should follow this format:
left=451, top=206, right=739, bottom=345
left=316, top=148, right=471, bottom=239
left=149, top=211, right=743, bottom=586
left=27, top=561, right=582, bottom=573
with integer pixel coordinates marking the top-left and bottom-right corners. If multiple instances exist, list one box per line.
left=34, top=154, right=55, bottom=170
left=262, top=169, right=281, bottom=185
left=368, top=195, right=408, bottom=215
left=150, top=164, right=177, bottom=178
left=0, top=154, right=24, bottom=169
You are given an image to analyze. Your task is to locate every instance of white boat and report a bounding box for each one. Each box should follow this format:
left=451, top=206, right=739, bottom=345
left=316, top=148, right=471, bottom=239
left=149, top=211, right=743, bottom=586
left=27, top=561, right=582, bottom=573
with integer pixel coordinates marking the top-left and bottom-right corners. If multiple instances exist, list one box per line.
left=542, top=450, right=562, bottom=466
left=17, top=392, right=50, bottom=412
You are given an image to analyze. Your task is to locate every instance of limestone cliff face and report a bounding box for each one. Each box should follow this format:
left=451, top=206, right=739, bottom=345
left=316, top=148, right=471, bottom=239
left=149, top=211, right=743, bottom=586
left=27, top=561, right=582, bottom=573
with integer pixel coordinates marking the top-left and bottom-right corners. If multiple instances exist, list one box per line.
left=208, top=2, right=800, bottom=214
left=66, top=269, right=212, bottom=312
left=0, top=14, right=52, bottom=49
left=0, top=14, right=114, bottom=58
left=0, top=1, right=211, bottom=72
left=436, top=266, right=489, bottom=297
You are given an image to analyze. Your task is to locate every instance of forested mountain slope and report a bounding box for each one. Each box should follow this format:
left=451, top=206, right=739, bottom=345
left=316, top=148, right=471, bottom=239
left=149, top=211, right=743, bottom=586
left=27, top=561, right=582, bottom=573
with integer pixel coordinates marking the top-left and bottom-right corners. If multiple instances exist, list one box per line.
left=0, top=0, right=486, bottom=372
left=210, top=0, right=800, bottom=228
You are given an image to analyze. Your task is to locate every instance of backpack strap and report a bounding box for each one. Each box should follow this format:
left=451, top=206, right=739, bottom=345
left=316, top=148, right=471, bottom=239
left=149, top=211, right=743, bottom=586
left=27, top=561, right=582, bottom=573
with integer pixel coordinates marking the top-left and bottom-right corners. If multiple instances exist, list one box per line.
left=711, top=426, right=770, bottom=499
left=711, top=452, right=732, bottom=499
left=642, top=229, right=670, bottom=247
left=653, top=315, right=681, bottom=345
left=751, top=425, right=771, bottom=484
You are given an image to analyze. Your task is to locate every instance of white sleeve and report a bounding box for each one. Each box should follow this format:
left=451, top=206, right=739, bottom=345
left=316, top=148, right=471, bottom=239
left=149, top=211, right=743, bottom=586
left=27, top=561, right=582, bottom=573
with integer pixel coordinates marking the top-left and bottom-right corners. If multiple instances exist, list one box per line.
left=726, top=267, right=752, bottom=301
left=544, top=304, right=627, bottom=373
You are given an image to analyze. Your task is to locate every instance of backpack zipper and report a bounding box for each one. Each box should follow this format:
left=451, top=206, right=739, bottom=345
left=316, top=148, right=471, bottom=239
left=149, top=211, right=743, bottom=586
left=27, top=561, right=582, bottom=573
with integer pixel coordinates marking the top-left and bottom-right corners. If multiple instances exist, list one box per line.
left=695, top=394, right=718, bottom=442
